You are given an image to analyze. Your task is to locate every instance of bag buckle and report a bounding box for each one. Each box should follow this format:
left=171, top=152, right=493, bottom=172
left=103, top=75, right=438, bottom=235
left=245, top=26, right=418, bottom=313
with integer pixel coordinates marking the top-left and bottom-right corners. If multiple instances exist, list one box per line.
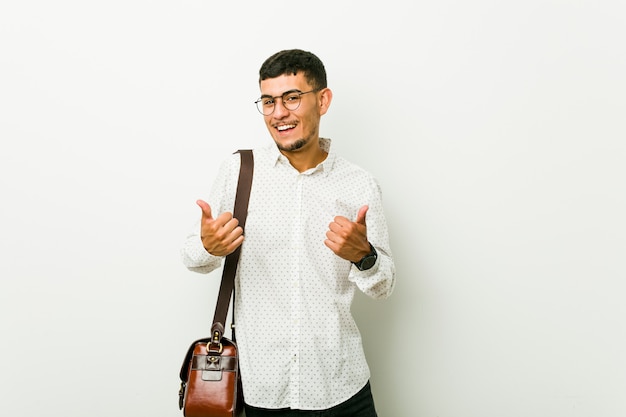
left=208, top=330, right=223, bottom=354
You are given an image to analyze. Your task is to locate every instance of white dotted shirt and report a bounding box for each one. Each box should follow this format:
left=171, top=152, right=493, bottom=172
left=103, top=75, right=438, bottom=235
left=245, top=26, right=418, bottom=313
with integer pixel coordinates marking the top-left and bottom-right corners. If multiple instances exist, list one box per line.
left=181, top=138, right=395, bottom=410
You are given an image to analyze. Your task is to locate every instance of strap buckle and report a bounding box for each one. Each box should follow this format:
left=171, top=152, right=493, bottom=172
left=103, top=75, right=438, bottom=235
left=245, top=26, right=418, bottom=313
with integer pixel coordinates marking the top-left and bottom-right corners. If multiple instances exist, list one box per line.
left=208, top=330, right=223, bottom=353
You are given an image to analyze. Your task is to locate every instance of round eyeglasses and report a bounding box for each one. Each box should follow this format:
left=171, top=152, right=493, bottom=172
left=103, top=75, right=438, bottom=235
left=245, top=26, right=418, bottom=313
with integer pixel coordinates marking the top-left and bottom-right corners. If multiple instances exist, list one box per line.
left=254, top=89, right=320, bottom=116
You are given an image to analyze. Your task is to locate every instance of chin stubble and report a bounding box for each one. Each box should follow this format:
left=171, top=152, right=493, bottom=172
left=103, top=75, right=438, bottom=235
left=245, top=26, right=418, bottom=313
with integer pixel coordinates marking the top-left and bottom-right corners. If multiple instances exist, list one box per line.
left=277, top=138, right=307, bottom=152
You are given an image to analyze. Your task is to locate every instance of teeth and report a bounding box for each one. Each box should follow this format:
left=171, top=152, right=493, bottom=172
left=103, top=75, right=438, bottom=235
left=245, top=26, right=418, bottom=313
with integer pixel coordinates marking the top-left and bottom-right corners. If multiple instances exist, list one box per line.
left=277, top=124, right=295, bottom=131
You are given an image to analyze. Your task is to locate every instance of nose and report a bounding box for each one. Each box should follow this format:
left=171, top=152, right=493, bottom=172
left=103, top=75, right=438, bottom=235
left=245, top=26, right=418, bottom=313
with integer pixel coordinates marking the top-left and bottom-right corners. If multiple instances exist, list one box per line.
left=272, top=99, right=290, bottom=118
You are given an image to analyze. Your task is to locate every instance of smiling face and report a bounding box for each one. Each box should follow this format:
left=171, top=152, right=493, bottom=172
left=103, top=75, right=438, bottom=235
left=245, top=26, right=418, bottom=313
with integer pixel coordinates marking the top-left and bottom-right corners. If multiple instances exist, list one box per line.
left=259, top=72, right=332, bottom=157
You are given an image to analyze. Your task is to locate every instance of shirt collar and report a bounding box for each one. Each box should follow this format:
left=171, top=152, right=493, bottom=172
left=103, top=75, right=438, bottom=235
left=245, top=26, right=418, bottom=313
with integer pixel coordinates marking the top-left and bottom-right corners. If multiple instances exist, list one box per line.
left=268, top=138, right=336, bottom=176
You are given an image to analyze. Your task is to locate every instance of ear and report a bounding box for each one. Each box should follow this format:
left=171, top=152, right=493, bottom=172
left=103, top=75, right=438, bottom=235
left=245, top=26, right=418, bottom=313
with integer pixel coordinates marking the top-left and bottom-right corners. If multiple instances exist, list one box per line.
left=319, top=88, right=333, bottom=116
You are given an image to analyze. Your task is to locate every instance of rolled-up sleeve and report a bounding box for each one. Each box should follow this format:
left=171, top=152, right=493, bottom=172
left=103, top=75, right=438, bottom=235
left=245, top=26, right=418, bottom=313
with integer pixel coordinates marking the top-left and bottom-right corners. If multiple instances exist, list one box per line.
left=180, top=227, right=223, bottom=273
left=349, top=178, right=396, bottom=299
left=180, top=154, right=240, bottom=275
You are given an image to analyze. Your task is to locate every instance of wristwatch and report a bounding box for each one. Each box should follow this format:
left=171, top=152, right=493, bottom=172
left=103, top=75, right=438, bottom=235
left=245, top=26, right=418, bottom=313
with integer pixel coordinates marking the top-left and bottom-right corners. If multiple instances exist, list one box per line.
left=353, top=243, right=378, bottom=271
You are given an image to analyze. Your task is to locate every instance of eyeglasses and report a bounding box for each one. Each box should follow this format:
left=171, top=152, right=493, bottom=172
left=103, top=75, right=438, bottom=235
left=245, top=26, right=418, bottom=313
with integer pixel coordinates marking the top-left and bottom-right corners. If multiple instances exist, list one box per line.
left=254, top=89, right=320, bottom=116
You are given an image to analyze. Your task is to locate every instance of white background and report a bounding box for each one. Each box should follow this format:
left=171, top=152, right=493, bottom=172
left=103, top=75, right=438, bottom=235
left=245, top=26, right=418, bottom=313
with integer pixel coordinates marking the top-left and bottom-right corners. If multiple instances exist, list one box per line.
left=1, top=1, right=625, bottom=416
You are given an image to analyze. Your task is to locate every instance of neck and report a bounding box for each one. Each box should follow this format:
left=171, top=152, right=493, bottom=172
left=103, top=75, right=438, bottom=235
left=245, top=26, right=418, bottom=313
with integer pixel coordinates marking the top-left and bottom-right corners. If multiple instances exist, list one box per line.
left=280, top=141, right=328, bottom=172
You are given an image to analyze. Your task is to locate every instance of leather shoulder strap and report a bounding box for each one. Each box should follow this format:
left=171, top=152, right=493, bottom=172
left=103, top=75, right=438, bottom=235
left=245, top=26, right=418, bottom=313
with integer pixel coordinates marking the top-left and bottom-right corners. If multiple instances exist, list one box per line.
left=210, top=150, right=253, bottom=343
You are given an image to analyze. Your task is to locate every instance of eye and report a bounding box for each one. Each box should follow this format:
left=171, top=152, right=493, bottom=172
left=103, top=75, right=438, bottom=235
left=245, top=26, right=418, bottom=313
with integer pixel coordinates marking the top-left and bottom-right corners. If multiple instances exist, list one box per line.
left=284, top=94, right=300, bottom=103
left=262, top=98, right=275, bottom=106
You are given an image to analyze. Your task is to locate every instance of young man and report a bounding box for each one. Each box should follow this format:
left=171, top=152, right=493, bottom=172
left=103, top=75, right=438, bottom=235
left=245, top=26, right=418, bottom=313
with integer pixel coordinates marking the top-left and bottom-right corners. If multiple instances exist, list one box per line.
left=181, top=49, right=395, bottom=417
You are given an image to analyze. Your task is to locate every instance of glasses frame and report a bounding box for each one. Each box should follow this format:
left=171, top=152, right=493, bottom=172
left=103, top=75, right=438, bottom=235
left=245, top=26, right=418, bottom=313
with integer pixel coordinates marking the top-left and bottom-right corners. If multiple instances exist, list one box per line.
left=254, top=88, right=321, bottom=116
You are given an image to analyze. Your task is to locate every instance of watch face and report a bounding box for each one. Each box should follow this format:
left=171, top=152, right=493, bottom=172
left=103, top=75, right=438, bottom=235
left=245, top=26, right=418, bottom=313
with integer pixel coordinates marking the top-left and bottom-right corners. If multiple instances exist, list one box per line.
left=360, top=255, right=376, bottom=271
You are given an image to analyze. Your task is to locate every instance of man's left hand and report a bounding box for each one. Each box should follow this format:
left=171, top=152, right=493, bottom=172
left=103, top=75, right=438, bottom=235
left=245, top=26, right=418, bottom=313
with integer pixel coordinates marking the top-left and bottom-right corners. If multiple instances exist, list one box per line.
left=325, top=205, right=371, bottom=263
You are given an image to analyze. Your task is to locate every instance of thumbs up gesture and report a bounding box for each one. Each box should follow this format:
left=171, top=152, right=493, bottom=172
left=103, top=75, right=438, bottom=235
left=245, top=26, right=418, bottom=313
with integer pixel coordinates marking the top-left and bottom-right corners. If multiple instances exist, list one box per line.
left=325, top=205, right=372, bottom=262
left=197, top=199, right=244, bottom=256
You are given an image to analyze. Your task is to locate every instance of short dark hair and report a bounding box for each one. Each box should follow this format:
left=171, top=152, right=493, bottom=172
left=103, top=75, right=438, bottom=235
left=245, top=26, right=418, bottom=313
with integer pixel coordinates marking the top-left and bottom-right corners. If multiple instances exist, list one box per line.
left=259, top=49, right=327, bottom=90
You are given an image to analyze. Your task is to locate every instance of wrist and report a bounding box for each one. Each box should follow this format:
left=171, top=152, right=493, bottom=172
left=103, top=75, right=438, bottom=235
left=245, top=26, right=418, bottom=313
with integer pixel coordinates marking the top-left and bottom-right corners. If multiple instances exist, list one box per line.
left=352, top=243, right=377, bottom=271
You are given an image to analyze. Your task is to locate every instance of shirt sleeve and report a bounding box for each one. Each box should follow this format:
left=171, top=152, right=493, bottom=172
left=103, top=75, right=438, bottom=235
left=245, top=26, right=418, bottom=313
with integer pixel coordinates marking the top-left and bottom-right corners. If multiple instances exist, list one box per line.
left=180, top=153, right=240, bottom=274
left=348, top=177, right=396, bottom=299
left=180, top=223, right=223, bottom=273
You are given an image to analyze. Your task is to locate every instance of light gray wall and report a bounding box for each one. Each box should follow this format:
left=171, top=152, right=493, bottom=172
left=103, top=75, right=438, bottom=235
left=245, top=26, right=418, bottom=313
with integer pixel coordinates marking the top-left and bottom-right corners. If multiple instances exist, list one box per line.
left=1, top=1, right=625, bottom=416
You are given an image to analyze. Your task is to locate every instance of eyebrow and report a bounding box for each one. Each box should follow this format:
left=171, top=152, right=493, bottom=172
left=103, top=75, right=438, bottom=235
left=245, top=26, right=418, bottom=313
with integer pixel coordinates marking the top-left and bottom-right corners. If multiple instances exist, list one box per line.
left=259, top=89, right=302, bottom=99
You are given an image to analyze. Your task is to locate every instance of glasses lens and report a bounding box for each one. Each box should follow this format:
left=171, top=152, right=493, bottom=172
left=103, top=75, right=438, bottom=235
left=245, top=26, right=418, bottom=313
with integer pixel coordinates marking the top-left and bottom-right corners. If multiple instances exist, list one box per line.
left=256, top=98, right=274, bottom=115
left=283, top=93, right=301, bottom=111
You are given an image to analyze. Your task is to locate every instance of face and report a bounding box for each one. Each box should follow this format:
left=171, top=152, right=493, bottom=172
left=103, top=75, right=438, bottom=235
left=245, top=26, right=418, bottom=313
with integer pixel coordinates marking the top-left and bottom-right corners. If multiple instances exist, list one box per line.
left=259, top=73, right=331, bottom=155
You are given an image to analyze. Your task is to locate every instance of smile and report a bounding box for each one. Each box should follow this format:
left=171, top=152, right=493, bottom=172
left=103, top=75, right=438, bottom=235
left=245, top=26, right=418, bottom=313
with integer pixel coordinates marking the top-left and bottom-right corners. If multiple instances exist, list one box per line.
left=276, top=124, right=296, bottom=131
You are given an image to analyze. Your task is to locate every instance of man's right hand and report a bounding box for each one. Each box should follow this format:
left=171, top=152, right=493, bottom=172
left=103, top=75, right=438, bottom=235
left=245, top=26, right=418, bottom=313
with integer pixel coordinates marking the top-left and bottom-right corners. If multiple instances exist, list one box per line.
left=196, top=199, right=244, bottom=256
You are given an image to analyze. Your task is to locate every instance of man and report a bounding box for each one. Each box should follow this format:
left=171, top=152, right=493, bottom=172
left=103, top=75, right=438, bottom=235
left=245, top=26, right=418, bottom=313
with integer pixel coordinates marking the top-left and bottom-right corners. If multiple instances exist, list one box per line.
left=181, top=49, right=395, bottom=417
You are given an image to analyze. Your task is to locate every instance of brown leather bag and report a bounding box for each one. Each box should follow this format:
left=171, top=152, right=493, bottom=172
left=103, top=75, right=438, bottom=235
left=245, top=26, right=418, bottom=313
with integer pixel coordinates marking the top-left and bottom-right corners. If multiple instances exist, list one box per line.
left=179, top=337, right=242, bottom=417
left=179, top=150, right=253, bottom=417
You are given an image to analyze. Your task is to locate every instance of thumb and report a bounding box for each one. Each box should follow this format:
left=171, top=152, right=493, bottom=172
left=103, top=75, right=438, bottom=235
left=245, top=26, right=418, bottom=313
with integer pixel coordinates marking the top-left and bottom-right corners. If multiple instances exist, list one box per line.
left=196, top=199, right=213, bottom=220
left=355, top=205, right=368, bottom=225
